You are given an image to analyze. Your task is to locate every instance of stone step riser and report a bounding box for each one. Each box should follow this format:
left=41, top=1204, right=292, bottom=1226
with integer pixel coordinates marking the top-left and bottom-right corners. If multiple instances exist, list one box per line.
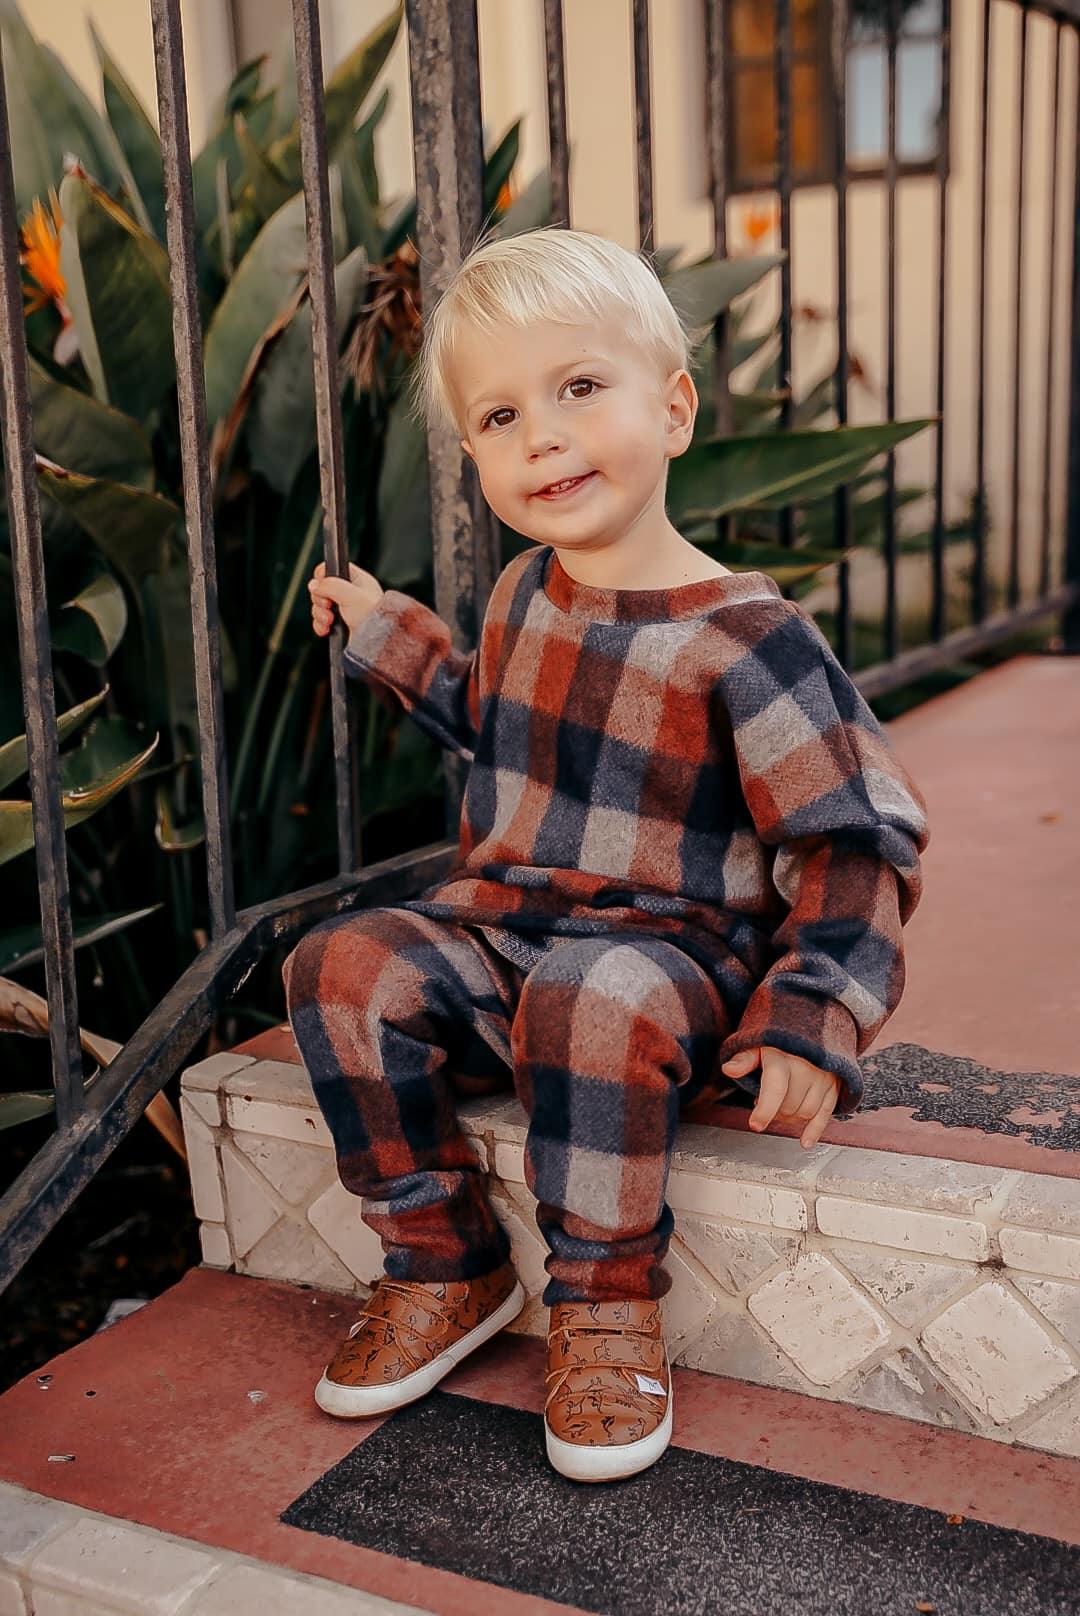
left=181, top=1052, right=1080, bottom=1461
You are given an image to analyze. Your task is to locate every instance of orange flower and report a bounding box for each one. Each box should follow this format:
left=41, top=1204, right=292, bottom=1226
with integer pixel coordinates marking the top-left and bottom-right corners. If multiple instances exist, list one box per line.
left=20, top=189, right=68, bottom=317
left=742, top=200, right=779, bottom=246
left=495, top=175, right=516, bottom=214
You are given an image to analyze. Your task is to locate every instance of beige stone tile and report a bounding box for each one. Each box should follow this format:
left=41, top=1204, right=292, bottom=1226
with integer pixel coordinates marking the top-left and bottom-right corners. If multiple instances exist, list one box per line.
left=220, top=1144, right=280, bottom=1260
left=1000, top=1227, right=1080, bottom=1281
left=0, top=1569, right=26, bottom=1616
left=1011, top=1275, right=1080, bottom=1352
left=487, top=1100, right=530, bottom=1143
left=747, top=1251, right=891, bottom=1385
left=308, top=1181, right=385, bottom=1284
left=0, top=1484, right=73, bottom=1571
left=225, top=1096, right=332, bottom=1149
left=814, top=1149, right=1007, bottom=1214
left=31, top=1594, right=116, bottom=1616
left=181, top=1052, right=255, bottom=1093
left=179, top=1101, right=224, bottom=1224
left=28, top=1516, right=219, bottom=1614
left=232, top=1134, right=331, bottom=1206
left=668, top=1170, right=808, bottom=1230
left=662, top=1240, right=718, bottom=1362
left=181, top=1087, right=222, bottom=1127
left=920, top=1282, right=1077, bottom=1424
left=671, top=1124, right=836, bottom=1186
left=842, top=1346, right=982, bottom=1434
left=199, top=1224, right=232, bottom=1269
left=492, top=1139, right=526, bottom=1185
left=680, top=1306, right=811, bottom=1395
left=455, top=1096, right=522, bottom=1139
left=240, top=1218, right=356, bottom=1293
left=189, top=1563, right=425, bottom=1614
left=816, top=1197, right=991, bottom=1261
left=1002, top=1174, right=1080, bottom=1237
left=1017, top=1385, right=1080, bottom=1460
left=834, top=1250, right=979, bottom=1330
left=222, top=1060, right=315, bottom=1107
left=675, top=1217, right=797, bottom=1296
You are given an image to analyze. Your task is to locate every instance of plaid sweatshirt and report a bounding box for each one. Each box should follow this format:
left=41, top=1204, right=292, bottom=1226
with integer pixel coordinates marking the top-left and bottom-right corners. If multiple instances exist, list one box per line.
left=343, top=543, right=929, bottom=1115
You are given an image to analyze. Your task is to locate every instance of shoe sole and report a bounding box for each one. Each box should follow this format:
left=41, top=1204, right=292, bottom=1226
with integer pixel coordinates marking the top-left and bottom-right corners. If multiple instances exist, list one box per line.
left=314, top=1279, right=527, bottom=1418
left=545, top=1387, right=674, bottom=1483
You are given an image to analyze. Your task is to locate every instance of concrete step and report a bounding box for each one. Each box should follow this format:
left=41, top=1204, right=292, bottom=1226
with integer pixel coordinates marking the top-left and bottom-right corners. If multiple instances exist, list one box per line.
left=2, top=1266, right=1078, bottom=1615
left=179, top=1031, right=1080, bottom=1464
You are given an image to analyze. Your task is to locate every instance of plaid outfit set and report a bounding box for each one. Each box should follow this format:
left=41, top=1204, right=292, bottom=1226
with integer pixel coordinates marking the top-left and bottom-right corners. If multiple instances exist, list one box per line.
left=284, top=543, right=929, bottom=1304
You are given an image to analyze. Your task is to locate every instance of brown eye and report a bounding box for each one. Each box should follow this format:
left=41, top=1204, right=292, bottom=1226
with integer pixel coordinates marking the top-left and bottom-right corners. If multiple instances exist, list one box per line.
left=565, top=377, right=597, bottom=398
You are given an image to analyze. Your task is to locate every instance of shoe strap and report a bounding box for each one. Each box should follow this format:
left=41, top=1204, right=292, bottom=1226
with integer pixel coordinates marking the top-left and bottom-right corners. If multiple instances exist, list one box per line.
left=348, top=1278, right=460, bottom=1361
left=544, top=1362, right=667, bottom=1417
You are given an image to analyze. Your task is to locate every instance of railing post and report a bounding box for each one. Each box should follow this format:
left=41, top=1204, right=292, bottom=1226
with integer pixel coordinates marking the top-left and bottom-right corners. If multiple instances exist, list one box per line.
left=1064, top=23, right=1080, bottom=654
left=404, top=0, right=498, bottom=837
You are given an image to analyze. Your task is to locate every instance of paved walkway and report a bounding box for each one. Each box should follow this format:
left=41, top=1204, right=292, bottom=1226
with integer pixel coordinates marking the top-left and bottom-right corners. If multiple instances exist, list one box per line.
left=1, top=1269, right=1078, bottom=1614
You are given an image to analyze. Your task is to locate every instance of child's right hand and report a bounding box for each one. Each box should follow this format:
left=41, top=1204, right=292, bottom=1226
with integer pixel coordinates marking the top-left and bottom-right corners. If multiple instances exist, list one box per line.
left=308, top=561, right=384, bottom=638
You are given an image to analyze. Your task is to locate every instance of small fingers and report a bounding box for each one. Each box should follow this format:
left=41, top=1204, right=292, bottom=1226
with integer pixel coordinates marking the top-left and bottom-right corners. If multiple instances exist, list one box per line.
left=799, top=1085, right=840, bottom=1150
left=748, top=1054, right=789, bottom=1132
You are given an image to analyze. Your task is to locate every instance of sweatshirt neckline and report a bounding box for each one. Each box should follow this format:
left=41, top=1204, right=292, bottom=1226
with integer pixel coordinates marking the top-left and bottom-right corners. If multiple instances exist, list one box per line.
left=540, top=544, right=781, bottom=624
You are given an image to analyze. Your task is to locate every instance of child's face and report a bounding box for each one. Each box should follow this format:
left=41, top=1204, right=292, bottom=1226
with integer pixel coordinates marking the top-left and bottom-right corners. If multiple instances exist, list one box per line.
left=453, top=315, right=697, bottom=554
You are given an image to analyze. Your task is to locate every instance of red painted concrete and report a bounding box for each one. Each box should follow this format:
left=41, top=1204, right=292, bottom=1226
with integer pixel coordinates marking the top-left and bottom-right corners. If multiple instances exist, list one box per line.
left=1, top=1267, right=1078, bottom=1616
left=882, top=655, right=1080, bottom=1075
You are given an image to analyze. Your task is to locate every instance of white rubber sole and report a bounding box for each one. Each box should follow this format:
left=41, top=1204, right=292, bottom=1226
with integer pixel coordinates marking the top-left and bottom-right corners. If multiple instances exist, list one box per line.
left=545, top=1388, right=674, bottom=1483
left=314, top=1279, right=526, bottom=1418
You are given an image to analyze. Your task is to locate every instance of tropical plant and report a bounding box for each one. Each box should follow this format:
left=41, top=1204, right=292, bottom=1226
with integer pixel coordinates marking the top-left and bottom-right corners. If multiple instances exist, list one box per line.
left=0, top=0, right=930, bottom=1078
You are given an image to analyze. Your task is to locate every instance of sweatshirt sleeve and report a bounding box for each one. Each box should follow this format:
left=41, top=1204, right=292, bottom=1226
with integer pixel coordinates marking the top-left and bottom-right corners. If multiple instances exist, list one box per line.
left=342, top=589, right=482, bottom=763
left=714, top=599, right=930, bottom=1115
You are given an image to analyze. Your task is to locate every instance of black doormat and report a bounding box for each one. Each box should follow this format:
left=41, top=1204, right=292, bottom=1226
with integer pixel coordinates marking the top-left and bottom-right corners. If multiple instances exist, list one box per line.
left=281, top=1392, right=1079, bottom=1615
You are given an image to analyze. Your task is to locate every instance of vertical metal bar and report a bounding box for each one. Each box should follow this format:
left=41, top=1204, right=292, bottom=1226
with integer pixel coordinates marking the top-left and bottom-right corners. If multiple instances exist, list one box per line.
left=150, top=0, right=236, bottom=935
left=973, top=0, right=992, bottom=624
left=1040, top=17, right=1063, bottom=599
left=831, top=0, right=854, bottom=669
left=289, top=0, right=357, bottom=875
left=543, top=0, right=571, bottom=227
left=404, top=0, right=497, bottom=837
left=931, top=0, right=952, bottom=642
left=775, top=0, right=795, bottom=550
left=631, top=0, right=655, bottom=255
left=1064, top=19, right=1080, bottom=652
left=883, top=0, right=899, bottom=661
left=1006, top=4, right=1029, bottom=610
left=0, top=40, right=83, bottom=1125
left=704, top=0, right=734, bottom=552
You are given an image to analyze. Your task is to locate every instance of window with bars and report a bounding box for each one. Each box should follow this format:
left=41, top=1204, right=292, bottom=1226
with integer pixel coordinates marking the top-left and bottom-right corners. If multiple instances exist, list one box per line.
left=725, top=0, right=948, bottom=193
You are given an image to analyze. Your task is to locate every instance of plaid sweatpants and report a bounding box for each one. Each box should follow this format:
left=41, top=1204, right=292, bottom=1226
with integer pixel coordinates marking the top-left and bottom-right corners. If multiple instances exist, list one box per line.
left=282, top=906, right=733, bottom=1304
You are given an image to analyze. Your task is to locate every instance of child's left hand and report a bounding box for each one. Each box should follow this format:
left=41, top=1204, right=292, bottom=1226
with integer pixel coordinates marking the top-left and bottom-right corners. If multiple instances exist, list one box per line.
left=720, top=1046, right=841, bottom=1149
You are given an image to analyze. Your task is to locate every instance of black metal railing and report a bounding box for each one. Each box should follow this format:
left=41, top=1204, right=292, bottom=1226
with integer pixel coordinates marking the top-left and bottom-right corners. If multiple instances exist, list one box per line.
left=1, top=0, right=1078, bottom=1292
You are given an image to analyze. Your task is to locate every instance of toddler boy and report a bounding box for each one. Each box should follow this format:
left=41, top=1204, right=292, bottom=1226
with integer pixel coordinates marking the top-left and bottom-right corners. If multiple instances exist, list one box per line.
left=285, top=227, right=929, bottom=1484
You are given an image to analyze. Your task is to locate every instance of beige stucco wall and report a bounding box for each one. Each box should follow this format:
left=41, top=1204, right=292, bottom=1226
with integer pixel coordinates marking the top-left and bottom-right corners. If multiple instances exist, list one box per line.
left=43, top=0, right=1077, bottom=618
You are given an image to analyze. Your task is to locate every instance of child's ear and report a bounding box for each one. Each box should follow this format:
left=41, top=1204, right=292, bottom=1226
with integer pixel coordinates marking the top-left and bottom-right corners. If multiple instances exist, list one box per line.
left=460, top=437, right=476, bottom=462
left=664, top=369, right=698, bottom=459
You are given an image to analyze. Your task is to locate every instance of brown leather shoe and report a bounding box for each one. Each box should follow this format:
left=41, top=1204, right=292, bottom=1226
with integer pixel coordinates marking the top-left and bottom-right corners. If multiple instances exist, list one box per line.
left=315, top=1263, right=524, bottom=1418
left=544, top=1298, right=673, bottom=1482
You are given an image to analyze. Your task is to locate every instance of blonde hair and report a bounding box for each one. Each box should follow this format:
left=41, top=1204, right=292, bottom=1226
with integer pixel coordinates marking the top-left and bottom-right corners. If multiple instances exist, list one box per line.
left=410, top=226, right=697, bottom=438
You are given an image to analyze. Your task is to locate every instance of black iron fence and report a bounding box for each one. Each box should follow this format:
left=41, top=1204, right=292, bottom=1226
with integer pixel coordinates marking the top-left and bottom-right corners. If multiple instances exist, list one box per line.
left=1, top=0, right=1078, bottom=1291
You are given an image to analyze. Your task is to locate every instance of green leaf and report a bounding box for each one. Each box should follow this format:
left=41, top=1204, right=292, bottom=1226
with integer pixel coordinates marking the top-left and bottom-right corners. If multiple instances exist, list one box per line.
left=90, top=21, right=166, bottom=241
left=0, top=904, right=159, bottom=974
left=154, top=786, right=205, bottom=852
left=235, top=111, right=293, bottom=220
left=0, top=688, right=107, bottom=792
left=0, top=2, right=118, bottom=212
left=53, top=571, right=128, bottom=665
left=668, top=420, right=935, bottom=520
left=492, top=167, right=554, bottom=240
left=57, top=171, right=175, bottom=422
left=375, top=389, right=431, bottom=585
left=482, top=121, right=521, bottom=217
left=0, top=1092, right=61, bottom=1130
left=270, top=2, right=403, bottom=186
left=203, top=191, right=311, bottom=429
left=0, top=728, right=158, bottom=864
left=248, top=245, right=370, bottom=493
left=191, top=91, right=275, bottom=242
left=335, top=135, right=381, bottom=261
left=662, top=254, right=784, bottom=331
left=37, top=459, right=181, bottom=587
left=29, top=358, right=154, bottom=488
